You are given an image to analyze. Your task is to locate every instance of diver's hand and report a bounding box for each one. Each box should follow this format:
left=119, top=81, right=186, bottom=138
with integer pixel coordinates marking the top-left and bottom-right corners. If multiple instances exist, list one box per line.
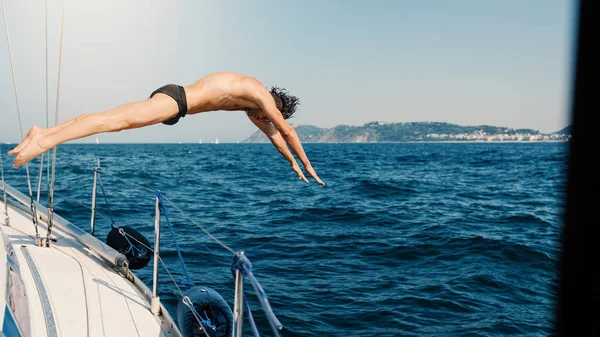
left=305, top=164, right=325, bottom=186
left=292, top=164, right=309, bottom=183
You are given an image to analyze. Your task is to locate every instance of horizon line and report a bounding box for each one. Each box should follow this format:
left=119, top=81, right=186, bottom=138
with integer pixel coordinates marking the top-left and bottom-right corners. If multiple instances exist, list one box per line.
left=0, top=120, right=571, bottom=144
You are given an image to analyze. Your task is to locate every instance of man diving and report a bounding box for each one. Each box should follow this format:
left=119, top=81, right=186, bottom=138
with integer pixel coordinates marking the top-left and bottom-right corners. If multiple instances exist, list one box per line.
left=8, top=72, right=325, bottom=185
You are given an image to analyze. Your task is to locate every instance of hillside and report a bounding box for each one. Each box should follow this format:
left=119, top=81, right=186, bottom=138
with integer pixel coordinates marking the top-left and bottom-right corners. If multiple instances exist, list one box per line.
left=554, top=125, right=572, bottom=135
left=243, top=122, right=571, bottom=143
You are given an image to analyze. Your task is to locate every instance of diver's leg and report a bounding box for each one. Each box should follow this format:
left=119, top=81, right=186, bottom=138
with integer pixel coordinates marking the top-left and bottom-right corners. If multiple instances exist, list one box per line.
left=10, top=94, right=178, bottom=168
left=8, top=116, right=82, bottom=155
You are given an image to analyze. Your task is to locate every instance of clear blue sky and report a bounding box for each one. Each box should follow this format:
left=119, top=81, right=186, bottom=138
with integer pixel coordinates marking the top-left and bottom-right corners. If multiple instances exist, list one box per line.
left=0, top=0, right=576, bottom=143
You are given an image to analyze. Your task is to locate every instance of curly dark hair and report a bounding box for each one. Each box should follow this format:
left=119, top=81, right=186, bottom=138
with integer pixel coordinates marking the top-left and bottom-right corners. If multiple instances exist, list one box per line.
left=270, top=86, right=300, bottom=119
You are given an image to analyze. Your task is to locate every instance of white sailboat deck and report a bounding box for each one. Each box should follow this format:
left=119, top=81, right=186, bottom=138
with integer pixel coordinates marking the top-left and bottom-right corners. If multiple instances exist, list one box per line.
left=1, top=198, right=180, bottom=337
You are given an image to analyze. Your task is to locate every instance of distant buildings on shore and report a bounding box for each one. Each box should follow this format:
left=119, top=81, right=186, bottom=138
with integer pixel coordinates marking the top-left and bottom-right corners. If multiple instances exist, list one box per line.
left=425, top=130, right=570, bottom=142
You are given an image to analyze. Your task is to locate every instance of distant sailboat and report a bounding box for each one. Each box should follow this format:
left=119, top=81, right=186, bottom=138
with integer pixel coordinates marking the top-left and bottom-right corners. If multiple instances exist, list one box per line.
left=198, top=138, right=202, bottom=144
left=95, top=137, right=99, bottom=144
left=215, top=137, right=219, bottom=144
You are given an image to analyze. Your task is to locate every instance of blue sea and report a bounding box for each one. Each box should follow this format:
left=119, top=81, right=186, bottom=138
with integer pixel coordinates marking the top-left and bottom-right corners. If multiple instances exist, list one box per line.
left=1, top=142, right=567, bottom=336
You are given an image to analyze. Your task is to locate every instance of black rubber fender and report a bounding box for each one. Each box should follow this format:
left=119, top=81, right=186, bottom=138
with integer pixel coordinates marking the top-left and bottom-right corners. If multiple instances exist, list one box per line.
left=177, top=286, right=233, bottom=337
left=106, top=226, right=151, bottom=270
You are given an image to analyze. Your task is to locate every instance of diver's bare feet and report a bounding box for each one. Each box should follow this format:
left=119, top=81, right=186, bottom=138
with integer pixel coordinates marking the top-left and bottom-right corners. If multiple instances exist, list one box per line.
left=8, top=126, right=44, bottom=156
left=12, top=133, right=50, bottom=168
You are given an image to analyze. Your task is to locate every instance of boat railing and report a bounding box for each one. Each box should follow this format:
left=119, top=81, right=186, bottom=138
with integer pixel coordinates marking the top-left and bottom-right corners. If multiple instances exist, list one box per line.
left=2, top=157, right=283, bottom=336
left=1, top=180, right=184, bottom=335
left=88, top=161, right=282, bottom=337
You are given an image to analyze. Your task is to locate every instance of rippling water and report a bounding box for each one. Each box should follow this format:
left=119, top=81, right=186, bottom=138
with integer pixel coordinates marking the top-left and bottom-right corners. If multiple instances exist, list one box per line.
left=1, top=142, right=567, bottom=336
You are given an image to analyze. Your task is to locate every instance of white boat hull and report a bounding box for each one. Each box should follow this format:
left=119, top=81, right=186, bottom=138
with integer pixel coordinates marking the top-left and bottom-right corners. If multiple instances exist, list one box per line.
left=1, top=185, right=182, bottom=337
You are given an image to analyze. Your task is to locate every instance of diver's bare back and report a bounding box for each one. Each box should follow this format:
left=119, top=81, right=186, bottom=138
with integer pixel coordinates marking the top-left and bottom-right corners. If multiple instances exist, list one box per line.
left=184, top=72, right=264, bottom=114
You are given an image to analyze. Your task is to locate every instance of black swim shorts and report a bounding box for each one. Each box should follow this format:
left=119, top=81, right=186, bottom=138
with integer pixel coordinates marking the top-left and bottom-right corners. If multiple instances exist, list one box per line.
left=150, top=84, right=188, bottom=125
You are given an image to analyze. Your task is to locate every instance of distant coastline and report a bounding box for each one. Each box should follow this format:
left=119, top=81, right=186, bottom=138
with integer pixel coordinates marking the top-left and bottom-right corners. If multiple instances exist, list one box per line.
left=243, top=121, right=572, bottom=144
left=1, top=122, right=571, bottom=144
left=395, top=139, right=568, bottom=143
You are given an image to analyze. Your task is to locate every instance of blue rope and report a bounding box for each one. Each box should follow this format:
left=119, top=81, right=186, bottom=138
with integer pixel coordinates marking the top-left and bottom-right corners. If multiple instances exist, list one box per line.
left=155, top=190, right=194, bottom=288
left=182, top=296, right=217, bottom=334
left=96, top=169, right=140, bottom=256
left=244, top=295, right=260, bottom=337
left=232, top=254, right=282, bottom=336
left=94, top=165, right=282, bottom=335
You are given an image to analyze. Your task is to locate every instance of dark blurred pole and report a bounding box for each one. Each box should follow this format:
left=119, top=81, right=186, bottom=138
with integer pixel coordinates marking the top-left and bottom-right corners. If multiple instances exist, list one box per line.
left=556, top=0, right=599, bottom=336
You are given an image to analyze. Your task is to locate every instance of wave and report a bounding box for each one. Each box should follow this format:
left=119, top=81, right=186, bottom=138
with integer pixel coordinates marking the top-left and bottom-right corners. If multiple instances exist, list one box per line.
left=348, top=178, right=420, bottom=197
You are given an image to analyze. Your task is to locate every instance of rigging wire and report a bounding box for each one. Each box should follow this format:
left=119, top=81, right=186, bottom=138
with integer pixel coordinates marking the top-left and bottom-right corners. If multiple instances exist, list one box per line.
left=1, top=147, right=9, bottom=226
left=47, top=0, right=67, bottom=246
left=45, top=0, right=50, bottom=207
left=98, top=169, right=236, bottom=253
left=36, top=154, right=44, bottom=203
left=1, top=0, right=41, bottom=242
